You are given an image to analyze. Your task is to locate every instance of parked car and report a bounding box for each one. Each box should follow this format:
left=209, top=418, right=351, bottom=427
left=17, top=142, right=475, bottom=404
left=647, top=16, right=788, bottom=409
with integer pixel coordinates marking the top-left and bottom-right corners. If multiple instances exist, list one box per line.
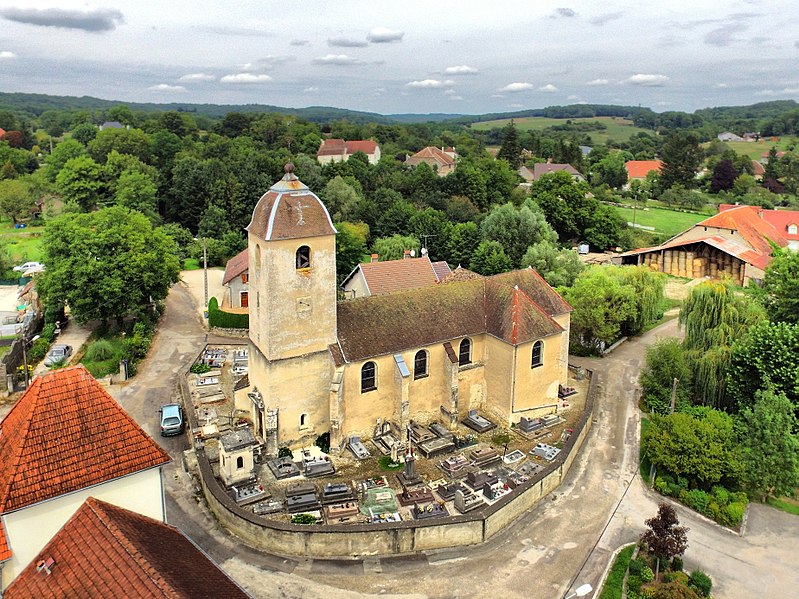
left=43, top=344, right=73, bottom=367
left=13, top=261, right=44, bottom=273
left=159, top=403, right=184, bottom=437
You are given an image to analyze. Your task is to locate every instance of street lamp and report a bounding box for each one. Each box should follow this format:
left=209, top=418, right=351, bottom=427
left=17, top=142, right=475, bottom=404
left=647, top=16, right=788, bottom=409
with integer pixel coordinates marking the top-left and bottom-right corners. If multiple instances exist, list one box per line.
left=565, top=583, right=593, bottom=599
left=193, top=237, right=209, bottom=318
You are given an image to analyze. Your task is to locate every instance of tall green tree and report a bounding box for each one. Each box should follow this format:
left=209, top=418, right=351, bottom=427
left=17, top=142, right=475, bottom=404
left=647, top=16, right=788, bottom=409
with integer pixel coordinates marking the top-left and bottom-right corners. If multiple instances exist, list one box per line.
left=371, top=234, right=419, bottom=261
left=0, top=179, right=35, bottom=223
left=45, top=138, right=86, bottom=182
left=496, top=121, right=522, bottom=169
left=55, top=155, right=105, bottom=211
left=761, top=247, right=799, bottom=324
left=519, top=240, right=584, bottom=287
left=115, top=170, right=159, bottom=222
left=481, top=201, right=557, bottom=266
left=335, top=221, right=369, bottom=282
left=639, top=339, right=693, bottom=415
left=323, top=176, right=361, bottom=222
left=738, top=388, right=799, bottom=501
left=660, top=132, right=702, bottom=190
left=446, top=221, right=481, bottom=268
left=469, top=240, right=512, bottom=275
left=614, top=265, right=666, bottom=335
left=38, top=206, right=180, bottom=324
left=591, top=152, right=629, bottom=189
left=679, top=281, right=765, bottom=408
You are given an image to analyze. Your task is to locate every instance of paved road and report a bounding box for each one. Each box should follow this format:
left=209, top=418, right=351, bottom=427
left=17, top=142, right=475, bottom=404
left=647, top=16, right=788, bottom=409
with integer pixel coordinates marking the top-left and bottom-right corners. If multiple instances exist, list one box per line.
left=115, top=284, right=799, bottom=599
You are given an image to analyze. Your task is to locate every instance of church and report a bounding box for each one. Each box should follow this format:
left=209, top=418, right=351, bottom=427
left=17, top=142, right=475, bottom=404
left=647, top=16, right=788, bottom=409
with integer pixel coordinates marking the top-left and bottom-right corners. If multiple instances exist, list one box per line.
left=235, top=165, right=573, bottom=454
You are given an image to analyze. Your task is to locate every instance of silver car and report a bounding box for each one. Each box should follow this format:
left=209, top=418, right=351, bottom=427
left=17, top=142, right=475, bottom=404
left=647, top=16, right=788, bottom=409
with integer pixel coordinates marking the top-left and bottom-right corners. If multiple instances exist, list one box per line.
left=43, top=344, right=72, bottom=367
left=159, top=403, right=184, bottom=436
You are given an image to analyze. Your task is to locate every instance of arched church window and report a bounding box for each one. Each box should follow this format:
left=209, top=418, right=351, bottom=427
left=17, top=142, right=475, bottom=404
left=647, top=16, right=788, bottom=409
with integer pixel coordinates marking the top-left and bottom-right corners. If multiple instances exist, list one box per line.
left=459, top=338, right=472, bottom=366
left=361, top=362, right=377, bottom=393
left=296, top=245, right=311, bottom=269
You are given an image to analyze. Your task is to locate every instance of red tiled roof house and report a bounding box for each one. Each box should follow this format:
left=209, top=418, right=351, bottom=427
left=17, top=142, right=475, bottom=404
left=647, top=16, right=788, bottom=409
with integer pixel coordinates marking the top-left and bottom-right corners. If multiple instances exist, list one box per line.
left=317, top=139, right=381, bottom=165
left=405, top=147, right=458, bottom=176
left=341, top=254, right=452, bottom=298
left=625, top=160, right=663, bottom=182
left=5, top=498, right=248, bottom=599
left=222, top=249, right=249, bottom=309
left=0, top=366, right=171, bottom=590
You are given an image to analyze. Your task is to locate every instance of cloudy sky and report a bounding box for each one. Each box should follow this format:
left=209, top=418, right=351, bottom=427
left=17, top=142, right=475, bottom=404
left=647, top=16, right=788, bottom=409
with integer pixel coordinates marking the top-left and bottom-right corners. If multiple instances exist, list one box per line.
left=1, top=0, right=798, bottom=115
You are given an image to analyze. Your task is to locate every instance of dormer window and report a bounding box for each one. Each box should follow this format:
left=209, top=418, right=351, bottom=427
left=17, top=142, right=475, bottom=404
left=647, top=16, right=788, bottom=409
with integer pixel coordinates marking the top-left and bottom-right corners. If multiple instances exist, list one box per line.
left=296, top=245, right=311, bottom=269
left=789, top=224, right=798, bottom=235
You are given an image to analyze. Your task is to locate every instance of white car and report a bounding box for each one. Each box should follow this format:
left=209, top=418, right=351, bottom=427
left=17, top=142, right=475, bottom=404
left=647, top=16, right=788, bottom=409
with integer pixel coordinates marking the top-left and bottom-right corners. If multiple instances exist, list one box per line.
left=13, top=261, right=44, bottom=273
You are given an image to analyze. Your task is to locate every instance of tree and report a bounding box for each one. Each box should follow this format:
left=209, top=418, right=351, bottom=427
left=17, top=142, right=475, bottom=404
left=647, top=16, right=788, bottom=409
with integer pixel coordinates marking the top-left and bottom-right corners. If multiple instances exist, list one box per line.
left=660, top=132, right=702, bottom=190
left=37, top=207, right=180, bottom=325
left=469, top=240, right=512, bottom=275
left=640, top=338, right=693, bottom=414
left=496, top=121, right=522, bottom=169
left=727, top=321, right=799, bottom=413
left=481, top=202, right=557, bottom=266
left=763, top=146, right=779, bottom=182
left=55, top=155, right=105, bottom=211
left=519, top=240, right=584, bottom=287
left=709, top=159, right=737, bottom=193
left=643, top=408, right=742, bottom=488
left=324, top=176, right=361, bottom=222
left=371, top=234, right=419, bottom=262
left=115, top=170, right=158, bottom=222
left=45, top=138, right=87, bottom=181
left=562, top=265, right=636, bottom=353
left=738, top=388, right=799, bottom=502
left=197, top=204, right=230, bottom=239
left=614, top=265, right=666, bottom=335
left=0, top=179, right=35, bottom=223
left=679, top=280, right=765, bottom=408
left=88, top=127, right=150, bottom=163
left=70, top=122, right=98, bottom=145
left=761, top=247, right=799, bottom=324
left=446, top=221, right=481, bottom=268
left=336, top=221, right=369, bottom=282
left=592, top=152, right=629, bottom=189
left=640, top=503, right=689, bottom=579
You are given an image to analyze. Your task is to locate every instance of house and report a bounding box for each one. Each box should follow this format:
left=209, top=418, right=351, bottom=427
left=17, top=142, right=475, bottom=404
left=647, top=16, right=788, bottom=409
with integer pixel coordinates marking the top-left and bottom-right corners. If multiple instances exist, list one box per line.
left=317, top=139, right=381, bottom=165
left=98, top=121, right=124, bottom=131
left=223, top=249, right=249, bottom=309
left=518, top=165, right=535, bottom=183
left=760, top=150, right=786, bottom=163
left=625, top=160, right=663, bottom=182
left=235, top=164, right=572, bottom=455
left=0, top=366, right=171, bottom=589
left=340, top=254, right=452, bottom=299
left=405, top=146, right=458, bottom=176
left=751, top=160, right=766, bottom=180
left=717, top=132, right=744, bottom=142
left=620, top=204, right=793, bottom=284
left=5, top=498, right=249, bottom=598
left=530, top=163, right=584, bottom=182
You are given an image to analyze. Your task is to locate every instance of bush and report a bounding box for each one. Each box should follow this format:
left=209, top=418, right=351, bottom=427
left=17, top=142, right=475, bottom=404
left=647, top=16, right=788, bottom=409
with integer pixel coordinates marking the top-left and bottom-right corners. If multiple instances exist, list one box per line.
left=627, top=574, right=643, bottom=595
left=291, top=513, right=317, bottom=524
left=671, top=556, right=683, bottom=571
left=684, top=489, right=709, bottom=514
left=40, top=323, right=57, bottom=343
left=640, top=566, right=654, bottom=583
left=277, top=446, right=292, bottom=458
left=689, top=570, right=712, bottom=597
left=378, top=455, right=403, bottom=471
left=189, top=362, right=210, bottom=374
left=724, top=502, right=746, bottom=526
left=629, top=557, right=647, bottom=576
left=208, top=297, right=249, bottom=329
left=654, top=477, right=670, bottom=495
left=711, top=485, right=729, bottom=505
left=27, top=337, right=50, bottom=363
left=314, top=432, right=330, bottom=453
left=85, top=339, right=115, bottom=361
left=663, top=572, right=677, bottom=583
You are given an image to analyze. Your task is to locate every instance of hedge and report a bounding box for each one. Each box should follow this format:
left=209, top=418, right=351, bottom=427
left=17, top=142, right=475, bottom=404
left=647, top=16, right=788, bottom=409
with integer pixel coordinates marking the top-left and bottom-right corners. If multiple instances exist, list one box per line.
left=208, top=297, right=249, bottom=329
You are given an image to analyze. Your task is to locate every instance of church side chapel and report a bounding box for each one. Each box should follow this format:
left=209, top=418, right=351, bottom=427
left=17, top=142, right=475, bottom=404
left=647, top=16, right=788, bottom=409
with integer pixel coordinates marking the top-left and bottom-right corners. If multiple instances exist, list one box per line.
left=235, top=164, right=573, bottom=456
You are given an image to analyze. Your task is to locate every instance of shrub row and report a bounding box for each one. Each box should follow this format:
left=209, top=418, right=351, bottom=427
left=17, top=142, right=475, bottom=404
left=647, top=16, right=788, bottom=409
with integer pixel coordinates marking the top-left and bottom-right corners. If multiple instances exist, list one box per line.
left=654, top=476, right=747, bottom=527
left=208, top=297, right=249, bottom=329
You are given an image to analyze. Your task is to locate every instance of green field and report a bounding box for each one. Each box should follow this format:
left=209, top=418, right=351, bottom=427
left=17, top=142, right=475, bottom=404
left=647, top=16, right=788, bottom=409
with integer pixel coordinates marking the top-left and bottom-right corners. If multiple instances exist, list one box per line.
left=613, top=206, right=706, bottom=237
left=0, top=221, right=45, bottom=264
left=470, top=116, right=651, bottom=145
left=711, top=138, right=798, bottom=161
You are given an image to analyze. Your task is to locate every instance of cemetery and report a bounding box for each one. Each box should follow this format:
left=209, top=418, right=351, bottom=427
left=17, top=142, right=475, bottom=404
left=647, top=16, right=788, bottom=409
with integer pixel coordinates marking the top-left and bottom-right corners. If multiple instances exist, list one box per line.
left=181, top=343, right=599, bottom=556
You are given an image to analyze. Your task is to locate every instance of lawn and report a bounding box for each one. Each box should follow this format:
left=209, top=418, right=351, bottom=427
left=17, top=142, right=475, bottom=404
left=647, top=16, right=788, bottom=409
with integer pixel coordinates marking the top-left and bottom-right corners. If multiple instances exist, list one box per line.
left=470, top=116, right=651, bottom=145
left=599, top=544, right=636, bottom=599
left=766, top=495, right=799, bottom=516
left=182, top=258, right=200, bottom=270
left=613, top=206, right=706, bottom=237
left=710, top=137, right=798, bottom=161
left=0, top=221, right=45, bottom=264
left=79, top=333, right=126, bottom=378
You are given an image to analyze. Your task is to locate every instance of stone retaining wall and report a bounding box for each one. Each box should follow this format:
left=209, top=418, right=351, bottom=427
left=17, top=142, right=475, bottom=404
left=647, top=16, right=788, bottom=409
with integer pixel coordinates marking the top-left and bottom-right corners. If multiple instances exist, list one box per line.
left=183, top=365, right=597, bottom=558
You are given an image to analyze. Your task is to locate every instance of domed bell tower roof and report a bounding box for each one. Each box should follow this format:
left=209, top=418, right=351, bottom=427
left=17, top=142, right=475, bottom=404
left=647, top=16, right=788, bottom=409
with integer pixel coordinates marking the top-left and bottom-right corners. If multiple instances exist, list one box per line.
left=246, top=163, right=337, bottom=241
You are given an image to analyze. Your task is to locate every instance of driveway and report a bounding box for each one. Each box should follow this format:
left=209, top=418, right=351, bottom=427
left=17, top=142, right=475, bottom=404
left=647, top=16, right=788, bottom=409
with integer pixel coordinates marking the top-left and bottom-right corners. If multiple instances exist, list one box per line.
left=119, top=287, right=799, bottom=599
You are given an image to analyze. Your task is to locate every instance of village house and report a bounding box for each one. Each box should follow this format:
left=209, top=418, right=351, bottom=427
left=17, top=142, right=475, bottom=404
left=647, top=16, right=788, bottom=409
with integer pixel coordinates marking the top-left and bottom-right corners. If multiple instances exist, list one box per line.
left=316, top=139, right=381, bottom=165
left=223, top=249, right=249, bottom=309
left=235, top=164, right=572, bottom=456
left=518, top=163, right=584, bottom=183
left=625, top=159, right=663, bottom=183
left=0, top=366, right=171, bottom=590
left=4, top=498, right=249, bottom=598
left=405, top=146, right=458, bottom=176
left=340, top=254, right=451, bottom=299
left=620, top=204, right=797, bottom=284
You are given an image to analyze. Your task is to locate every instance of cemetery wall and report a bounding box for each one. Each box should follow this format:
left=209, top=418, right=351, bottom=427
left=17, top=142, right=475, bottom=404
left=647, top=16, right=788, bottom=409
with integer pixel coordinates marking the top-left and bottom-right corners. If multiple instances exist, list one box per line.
left=188, top=366, right=597, bottom=557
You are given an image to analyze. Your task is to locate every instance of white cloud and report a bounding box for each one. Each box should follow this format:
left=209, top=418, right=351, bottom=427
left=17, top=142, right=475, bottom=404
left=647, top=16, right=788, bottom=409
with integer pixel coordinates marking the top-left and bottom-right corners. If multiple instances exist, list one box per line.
left=373, top=87, right=386, bottom=95
left=290, top=39, right=309, bottom=46
left=500, top=82, right=534, bottom=92
left=444, top=65, right=478, bottom=75
left=303, top=86, right=319, bottom=93
left=448, top=95, right=463, bottom=101
left=179, top=73, right=215, bottom=82
left=239, top=62, right=258, bottom=72
left=328, top=37, right=368, bottom=48
left=312, top=54, right=362, bottom=65
left=148, top=83, right=186, bottom=92
left=586, top=78, right=609, bottom=86
left=444, top=89, right=458, bottom=95
left=757, top=87, right=799, bottom=96
left=367, top=27, right=404, bottom=43
left=406, top=79, right=454, bottom=88
left=508, top=103, right=524, bottom=109
left=0, top=6, right=124, bottom=32
left=567, top=94, right=579, bottom=100
left=491, top=94, right=505, bottom=98
left=714, top=83, right=728, bottom=88
left=539, top=83, right=558, bottom=92
left=0, top=50, right=17, bottom=59
left=220, top=73, right=273, bottom=83
left=625, top=73, right=670, bottom=87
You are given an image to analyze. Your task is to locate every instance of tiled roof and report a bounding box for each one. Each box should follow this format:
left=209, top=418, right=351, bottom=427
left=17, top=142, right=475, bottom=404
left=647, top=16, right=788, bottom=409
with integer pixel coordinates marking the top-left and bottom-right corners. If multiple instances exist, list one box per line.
left=0, top=520, right=10, bottom=561
left=345, top=140, right=378, bottom=155
left=430, top=260, right=452, bottom=282
left=246, top=165, right=337, bottom=241
left=759, top=209, right=799, bottom=241
left=438, top=266, right=481, bottom=283
left=751, top=160, right=766, bottom=176
left=625, top=160, right=663, bottom=180
left=317, top=139, right=378, bottom=157
left=698, top=205, right=787, bottom=255
left=345, top=257, right=441, bottom=295
left=532, top=163, right=581, bottom=180
left=222, top=249, right=248, bottom=285
left=621, top=235, right=771, bottom=270
left=0, top=366, right=170, bottom=514
left=335, top=268, right=571, bottom=362
left=5, top=498, right=250, bottom=599
left=405, top=147, right=456, bottom=168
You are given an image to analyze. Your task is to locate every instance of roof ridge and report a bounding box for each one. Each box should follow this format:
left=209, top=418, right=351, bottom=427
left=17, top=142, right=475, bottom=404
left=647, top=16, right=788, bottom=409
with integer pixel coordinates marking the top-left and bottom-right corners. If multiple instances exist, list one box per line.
left=515, top=285, right=566, bottom=335
left=0, top=376, right=42, bottom=511
left=88, top=499, right=174, bottom=596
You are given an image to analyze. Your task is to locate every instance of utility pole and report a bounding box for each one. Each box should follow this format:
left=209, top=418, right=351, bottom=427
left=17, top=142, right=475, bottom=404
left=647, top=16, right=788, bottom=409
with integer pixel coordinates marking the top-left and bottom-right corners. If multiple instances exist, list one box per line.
left=202, top=237, right=209, bottom=317
left=670, top=377, right=679, bottom=414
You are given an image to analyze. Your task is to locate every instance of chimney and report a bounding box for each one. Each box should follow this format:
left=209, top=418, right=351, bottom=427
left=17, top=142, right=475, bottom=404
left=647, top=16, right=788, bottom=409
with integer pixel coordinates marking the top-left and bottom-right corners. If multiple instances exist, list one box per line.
left=370, top=254, right=378, bottom=263
left=403, top=250, right=411, bottom=259
left=37, top=557, right=56, bottom=575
